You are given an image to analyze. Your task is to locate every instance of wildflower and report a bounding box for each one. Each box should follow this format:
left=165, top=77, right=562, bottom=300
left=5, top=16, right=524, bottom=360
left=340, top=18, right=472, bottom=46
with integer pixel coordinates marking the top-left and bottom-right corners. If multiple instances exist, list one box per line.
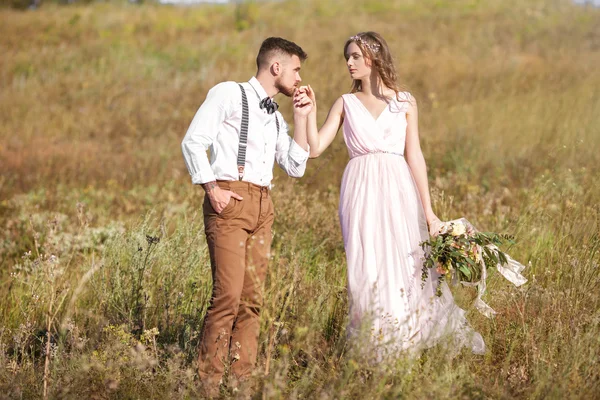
left=436, top=262, right=446, bottom=275
left=146, top=235, right=160, bottom=245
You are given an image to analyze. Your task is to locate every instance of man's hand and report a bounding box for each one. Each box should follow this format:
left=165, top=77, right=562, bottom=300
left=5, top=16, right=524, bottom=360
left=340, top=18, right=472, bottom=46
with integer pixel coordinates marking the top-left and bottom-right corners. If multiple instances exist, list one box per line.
left=294, top=85, right=316, bottom=111
left=202, top=182, right=243, bottom=214
left=293, top=86, right=315, bottom=117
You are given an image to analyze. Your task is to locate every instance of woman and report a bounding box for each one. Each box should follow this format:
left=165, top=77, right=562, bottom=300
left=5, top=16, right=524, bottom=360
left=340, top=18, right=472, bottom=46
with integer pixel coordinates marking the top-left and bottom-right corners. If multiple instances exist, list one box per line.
left=294, top=32, right=485, bottom=354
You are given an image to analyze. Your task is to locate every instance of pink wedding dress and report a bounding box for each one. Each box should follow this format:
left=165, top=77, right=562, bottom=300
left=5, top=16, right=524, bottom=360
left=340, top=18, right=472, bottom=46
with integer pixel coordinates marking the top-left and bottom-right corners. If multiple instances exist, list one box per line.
left=339, top=92, right=485, bottom=354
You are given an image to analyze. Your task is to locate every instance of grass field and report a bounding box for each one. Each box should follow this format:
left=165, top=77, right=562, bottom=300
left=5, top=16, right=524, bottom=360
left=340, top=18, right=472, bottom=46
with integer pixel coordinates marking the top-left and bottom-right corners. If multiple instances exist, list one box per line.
left=1, top=0, right=599, bottom=398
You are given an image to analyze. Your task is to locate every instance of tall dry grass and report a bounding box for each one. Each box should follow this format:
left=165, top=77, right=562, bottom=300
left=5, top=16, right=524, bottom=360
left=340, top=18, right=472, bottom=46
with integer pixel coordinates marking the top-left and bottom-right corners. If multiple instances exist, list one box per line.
left=0, top=0, right=599, bottom=398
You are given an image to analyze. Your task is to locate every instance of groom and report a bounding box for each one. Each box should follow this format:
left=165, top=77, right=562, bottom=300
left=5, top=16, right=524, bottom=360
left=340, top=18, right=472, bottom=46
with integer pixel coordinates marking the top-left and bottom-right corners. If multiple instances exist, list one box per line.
left=181, top=37, right=312, bottom=396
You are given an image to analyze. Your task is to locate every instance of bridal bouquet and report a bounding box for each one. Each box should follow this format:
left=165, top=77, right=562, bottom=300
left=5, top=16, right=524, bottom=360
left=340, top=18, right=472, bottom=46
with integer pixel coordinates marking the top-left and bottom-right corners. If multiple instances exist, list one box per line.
left=420, top=218, right=527, bottom=317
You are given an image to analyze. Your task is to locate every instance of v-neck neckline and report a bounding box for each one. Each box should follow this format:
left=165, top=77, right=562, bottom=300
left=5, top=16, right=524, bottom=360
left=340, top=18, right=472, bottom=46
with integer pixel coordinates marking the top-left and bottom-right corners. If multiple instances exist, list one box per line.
left=350, top=93, right=390, bottom=122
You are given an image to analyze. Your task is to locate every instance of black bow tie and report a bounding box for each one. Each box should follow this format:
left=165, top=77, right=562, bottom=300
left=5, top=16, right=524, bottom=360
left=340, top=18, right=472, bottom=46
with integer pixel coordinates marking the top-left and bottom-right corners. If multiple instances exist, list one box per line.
left=259, top=97, right=279, bottom=114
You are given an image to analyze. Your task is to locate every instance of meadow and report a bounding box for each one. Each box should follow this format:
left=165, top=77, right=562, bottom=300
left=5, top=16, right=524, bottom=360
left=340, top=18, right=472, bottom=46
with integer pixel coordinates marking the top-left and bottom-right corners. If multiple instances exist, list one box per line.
left=0, top=0, right=599, bottom=398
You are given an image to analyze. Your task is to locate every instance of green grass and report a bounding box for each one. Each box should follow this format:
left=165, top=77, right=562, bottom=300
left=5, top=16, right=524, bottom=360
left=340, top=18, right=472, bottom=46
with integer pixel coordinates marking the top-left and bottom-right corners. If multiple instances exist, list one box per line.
left=0, top=0, right=599, bottom=398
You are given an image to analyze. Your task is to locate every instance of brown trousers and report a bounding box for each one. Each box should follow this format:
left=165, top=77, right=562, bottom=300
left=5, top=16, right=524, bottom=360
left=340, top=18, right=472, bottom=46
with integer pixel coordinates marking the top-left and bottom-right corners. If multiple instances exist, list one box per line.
left=198, top=180, right=274, bottom=388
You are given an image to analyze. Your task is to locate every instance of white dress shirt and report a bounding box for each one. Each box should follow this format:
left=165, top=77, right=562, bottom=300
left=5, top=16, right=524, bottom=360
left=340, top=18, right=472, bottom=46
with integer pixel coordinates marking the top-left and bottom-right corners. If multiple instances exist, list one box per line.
left=181, top=77, right=309, bottom=187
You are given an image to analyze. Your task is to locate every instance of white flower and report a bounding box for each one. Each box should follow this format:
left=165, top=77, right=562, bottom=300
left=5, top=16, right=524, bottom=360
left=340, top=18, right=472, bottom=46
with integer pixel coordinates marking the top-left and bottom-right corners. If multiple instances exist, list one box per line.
left=451, top=222, right=466, bottom=236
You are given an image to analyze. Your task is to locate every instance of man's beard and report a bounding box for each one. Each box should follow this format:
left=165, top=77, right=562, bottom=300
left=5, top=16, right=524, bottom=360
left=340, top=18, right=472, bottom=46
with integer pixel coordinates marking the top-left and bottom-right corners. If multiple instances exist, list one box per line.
left=275, top=78, right=296, bottom=97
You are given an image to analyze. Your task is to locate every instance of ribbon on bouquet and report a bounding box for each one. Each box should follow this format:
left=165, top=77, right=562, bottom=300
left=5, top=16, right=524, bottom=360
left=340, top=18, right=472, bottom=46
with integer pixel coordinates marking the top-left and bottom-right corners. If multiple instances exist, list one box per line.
left=447, top=218, right=528, bottom=318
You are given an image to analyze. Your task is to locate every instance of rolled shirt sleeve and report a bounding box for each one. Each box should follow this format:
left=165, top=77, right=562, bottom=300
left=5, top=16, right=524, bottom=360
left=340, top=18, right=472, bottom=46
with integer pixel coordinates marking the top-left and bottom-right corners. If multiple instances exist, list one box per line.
left=181, top=82, right=235, bottom=185
left=274, top=114, right=310, bottom=178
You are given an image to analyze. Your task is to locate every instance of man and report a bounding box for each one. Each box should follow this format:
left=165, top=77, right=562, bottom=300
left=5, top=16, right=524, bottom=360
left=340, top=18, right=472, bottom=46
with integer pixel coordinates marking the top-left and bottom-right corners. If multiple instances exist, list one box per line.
left=181, top=37, right=312, bottom=396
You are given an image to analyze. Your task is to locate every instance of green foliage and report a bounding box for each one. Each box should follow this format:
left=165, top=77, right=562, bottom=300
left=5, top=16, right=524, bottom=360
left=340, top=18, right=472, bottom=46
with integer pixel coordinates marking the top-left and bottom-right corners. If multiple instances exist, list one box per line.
left=234, top=2, right=259, bottom=32
left=421, top=221, right=515, bottom=295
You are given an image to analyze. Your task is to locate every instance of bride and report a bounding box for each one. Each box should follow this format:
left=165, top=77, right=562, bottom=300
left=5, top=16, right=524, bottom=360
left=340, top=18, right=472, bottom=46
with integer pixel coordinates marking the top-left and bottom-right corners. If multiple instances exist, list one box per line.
left=294, top=32, right=485, bottom=354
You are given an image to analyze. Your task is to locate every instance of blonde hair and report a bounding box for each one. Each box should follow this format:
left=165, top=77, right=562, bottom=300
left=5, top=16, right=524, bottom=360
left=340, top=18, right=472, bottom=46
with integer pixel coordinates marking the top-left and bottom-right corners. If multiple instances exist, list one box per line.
left=344, top=32, right=406, bottom=101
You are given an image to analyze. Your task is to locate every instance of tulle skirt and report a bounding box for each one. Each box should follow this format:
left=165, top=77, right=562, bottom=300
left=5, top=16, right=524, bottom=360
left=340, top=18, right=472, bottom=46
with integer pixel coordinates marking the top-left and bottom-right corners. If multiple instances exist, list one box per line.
left=339, top=153, right=485, bottom=354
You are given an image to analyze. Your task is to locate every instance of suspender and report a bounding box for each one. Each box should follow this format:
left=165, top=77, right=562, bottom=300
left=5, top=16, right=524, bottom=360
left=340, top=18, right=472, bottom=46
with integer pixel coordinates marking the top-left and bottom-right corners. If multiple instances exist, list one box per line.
left=236, top=84, right=280, bottom=181
left=237, top=84, right=250, bottom=180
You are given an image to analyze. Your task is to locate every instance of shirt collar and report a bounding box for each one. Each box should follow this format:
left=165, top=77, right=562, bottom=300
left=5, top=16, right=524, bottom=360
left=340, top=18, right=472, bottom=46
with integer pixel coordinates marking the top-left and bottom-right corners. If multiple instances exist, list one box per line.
left=248, top=76, right=270, bottom=100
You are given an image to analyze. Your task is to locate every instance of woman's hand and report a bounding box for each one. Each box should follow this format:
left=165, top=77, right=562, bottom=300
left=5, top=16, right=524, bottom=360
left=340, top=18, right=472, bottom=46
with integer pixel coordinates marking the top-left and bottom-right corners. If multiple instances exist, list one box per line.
left=428, top=217, right=444, bottom=237
left=304, top=85, right=316, bottom=111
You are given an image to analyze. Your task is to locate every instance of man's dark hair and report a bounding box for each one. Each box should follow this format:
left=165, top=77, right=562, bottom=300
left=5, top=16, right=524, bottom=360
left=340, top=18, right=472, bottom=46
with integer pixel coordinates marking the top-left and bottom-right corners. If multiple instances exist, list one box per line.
left=256, top=37, right=308, bottom=70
